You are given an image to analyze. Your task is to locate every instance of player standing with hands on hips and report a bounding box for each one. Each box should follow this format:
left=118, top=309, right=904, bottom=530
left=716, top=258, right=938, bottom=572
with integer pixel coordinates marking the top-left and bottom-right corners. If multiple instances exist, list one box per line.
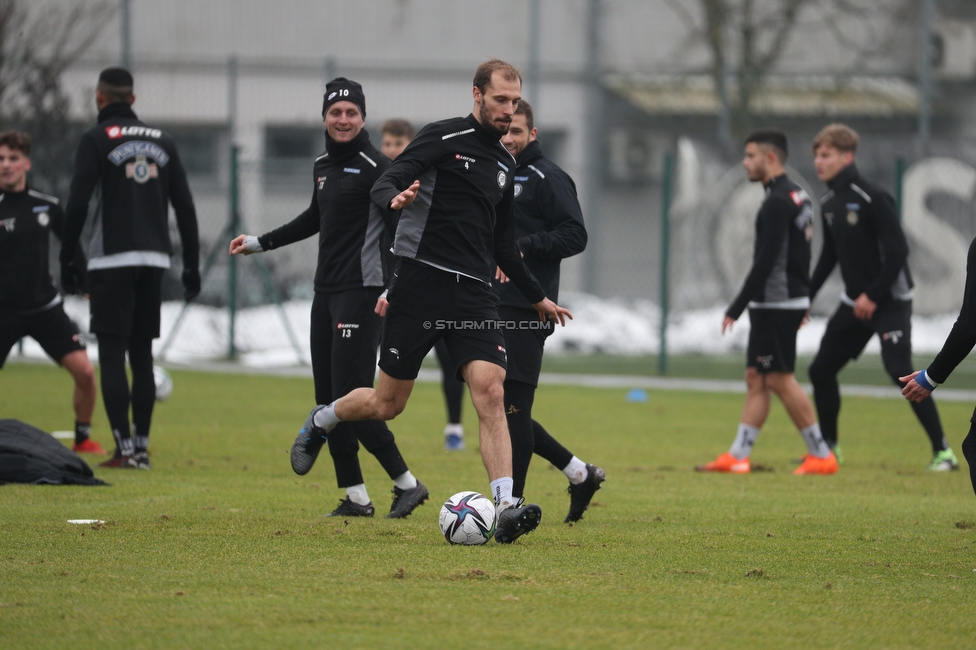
left=230, top=79, right=428, bottom=519
left=61, top=67, right=200, bottom=469
left=292, top=59, right=572, bottom=543
left=697, top=129, right=837, bottom=475
left=0, top=131, right=101, bottom=454
left=807, top=124, right=958, bottom=471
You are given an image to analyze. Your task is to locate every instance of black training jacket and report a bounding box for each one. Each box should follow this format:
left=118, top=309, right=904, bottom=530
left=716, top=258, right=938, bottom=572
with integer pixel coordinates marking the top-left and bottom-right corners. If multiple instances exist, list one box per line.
left=927, top=236, right=976, bottom=385
left=61, top=103, right=199, bottom=273
left=493, top=140, right=586, bottom=309
left=259, top=131, right=392, bottom=292
left=0, top=187, right=83, bottom=312
left=726, top=174, right=813, bottom=320
left=370, top=114, right=544, bottom=304
left=809, top=164, right=912, bottom=306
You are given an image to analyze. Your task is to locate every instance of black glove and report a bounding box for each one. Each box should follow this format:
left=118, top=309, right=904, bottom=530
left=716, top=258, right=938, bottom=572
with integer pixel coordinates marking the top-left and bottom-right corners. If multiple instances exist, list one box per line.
left=61, top=259, right=84, bottom=295
left=182, top=267, right=201, bottom=302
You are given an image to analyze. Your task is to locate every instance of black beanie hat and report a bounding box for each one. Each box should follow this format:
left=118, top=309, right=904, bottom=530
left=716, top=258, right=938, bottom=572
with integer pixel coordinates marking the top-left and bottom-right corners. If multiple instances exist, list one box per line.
left=322, top=77, right=366, bottom=118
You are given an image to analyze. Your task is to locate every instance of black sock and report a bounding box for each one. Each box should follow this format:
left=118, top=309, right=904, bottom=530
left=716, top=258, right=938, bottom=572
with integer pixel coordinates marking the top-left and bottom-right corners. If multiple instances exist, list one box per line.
left=98, top=334, right=131, bottom=444
left=908, top=397, right=947, bottom=454
left=505, top=380, right=536, bottom=499
left=129, top=337, right=155, bottom=452
left=74, top=421, right=91, bottom=445
left=532, top=420, right=574, bottom=470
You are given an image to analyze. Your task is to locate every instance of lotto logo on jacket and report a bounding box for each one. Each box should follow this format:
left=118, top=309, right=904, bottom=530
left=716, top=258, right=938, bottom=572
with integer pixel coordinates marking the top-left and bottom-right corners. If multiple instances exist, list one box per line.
left=105, top=125, right=163, bottom=139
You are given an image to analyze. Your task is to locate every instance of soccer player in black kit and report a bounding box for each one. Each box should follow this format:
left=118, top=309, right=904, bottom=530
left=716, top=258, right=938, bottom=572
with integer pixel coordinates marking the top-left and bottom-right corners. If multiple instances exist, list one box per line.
left=294, top=59, right=572, bottom=544
left=495, top=100, right=606, bottom=521
left=61, top=67, right=200, bottom=470
left=230, top=78, right=428, bottom=519
left=808, top=124, right=958, bottom=471
left=902, top=235, right=976, bottom=493
left=0, top=131, right=102, bottom=454
left=697, top=129, right=838, bottom=475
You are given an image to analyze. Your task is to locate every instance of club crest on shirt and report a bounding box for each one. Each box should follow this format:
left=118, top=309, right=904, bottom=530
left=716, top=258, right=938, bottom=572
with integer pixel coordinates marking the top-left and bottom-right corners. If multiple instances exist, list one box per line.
left=496, top=170, right=507, bottom=188
left=514, top=183, right=522, bottom=197
left=847, top=210, right=858, bottom=225
left=36, top=211, right=49, bottom=227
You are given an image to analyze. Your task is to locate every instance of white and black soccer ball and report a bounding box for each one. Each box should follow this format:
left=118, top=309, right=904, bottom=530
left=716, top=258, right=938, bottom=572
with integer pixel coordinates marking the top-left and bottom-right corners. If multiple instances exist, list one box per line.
left=153, top=366, right=173, bottom=402
left=439, top=491, right=496, bottom=545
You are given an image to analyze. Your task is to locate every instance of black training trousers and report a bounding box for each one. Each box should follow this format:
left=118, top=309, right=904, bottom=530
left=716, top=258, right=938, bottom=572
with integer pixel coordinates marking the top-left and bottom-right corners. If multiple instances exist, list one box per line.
left=310, top=289, right=407, bottom=488
left=808, top=300, right=945, bottom=453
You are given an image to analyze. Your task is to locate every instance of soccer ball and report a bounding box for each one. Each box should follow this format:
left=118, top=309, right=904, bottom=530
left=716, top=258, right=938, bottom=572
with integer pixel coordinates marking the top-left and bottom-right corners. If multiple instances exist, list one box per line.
left=439, top=491, right=496, bottom=545
left=153, top=366, right=173, bottom=402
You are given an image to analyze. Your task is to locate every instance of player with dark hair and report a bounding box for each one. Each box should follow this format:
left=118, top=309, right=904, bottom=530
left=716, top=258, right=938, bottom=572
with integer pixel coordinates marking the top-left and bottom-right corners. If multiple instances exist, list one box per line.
left=231, top=79, right=428, bottom=519
left=901, top=235, right=976, bottom=493
left=698, top=128, right=838, bottom=475
left=808, top=123, right=957, bottom=470
left=0, top=130, right=102, bottom=454
left=378, top=118, right=466, bottom=451
left=61, top=67, right=200, bottom=469
left=495, top=99, right=605, bottom=521
left=293, top=59, right=572, bottom=543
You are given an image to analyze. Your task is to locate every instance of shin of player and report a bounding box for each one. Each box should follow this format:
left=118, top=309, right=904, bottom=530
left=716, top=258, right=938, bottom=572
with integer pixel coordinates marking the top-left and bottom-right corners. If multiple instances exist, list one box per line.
left=697, top=129, right=837, bottom=476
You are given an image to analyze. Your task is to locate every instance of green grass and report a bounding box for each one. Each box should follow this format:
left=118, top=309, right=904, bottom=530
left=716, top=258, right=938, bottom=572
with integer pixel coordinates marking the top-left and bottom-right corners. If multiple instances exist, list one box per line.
left=539, top=352, right=976, bottom=389
left=1, top=362, right=975, bottom=649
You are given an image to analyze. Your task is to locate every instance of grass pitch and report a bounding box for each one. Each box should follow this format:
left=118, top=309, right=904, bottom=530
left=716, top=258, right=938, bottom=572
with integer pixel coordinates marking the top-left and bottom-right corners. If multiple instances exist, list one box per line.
left=1, top=362, right=975, bottom=649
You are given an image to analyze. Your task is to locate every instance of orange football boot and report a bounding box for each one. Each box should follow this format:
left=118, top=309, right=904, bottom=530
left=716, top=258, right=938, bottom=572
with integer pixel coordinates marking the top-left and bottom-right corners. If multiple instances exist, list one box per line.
left=793, top=452, right=838, bottom=475
left=695, top=452, right=750, bottom=474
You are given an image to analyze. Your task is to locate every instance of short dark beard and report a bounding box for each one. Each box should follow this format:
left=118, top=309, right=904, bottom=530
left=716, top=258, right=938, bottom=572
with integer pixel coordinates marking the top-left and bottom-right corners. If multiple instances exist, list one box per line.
left=479, top=99, right=510, bottom=138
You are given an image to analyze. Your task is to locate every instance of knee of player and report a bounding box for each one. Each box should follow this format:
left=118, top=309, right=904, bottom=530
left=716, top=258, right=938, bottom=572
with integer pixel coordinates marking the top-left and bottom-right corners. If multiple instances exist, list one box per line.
left=374, top=397, right=406, bottom=421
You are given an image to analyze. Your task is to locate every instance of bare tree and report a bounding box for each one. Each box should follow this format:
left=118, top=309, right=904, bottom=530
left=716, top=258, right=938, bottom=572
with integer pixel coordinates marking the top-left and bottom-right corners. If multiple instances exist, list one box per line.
left=663, top=0, right=917, bottom=148
left=0, top=0, right=114, bottom=197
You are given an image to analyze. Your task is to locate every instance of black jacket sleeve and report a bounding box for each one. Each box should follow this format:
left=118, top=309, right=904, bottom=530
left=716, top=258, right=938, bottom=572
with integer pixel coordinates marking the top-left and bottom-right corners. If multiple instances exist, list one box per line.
left=517, top=169, right=587, bottom=262
left=726, top=195, right=791, bottom=320
left=927, top=237, right=976, bottom=384
left=166, top=147, right=200, bottom=272
left=258, top=189, right=320, bottom=251
left=48, top=202, right=88, bottom=289
left=494, top=187, right=545, bottom=304
left=60, top=131, right=101, bottom=264
left=865, top=190, right=909, bottom=304
left=809, top=214, right=837, bottom=301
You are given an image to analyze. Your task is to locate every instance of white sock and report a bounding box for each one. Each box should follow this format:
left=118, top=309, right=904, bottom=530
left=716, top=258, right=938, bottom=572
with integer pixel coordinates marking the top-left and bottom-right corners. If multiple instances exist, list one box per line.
left=312, top=403, right=341, bottom=431
left=800, top=423, right=831, bottom=459
left=345, top=484, right=370, bottom=506
left=729, top=423, right=760, bottom=460
left=489, top=477, right=514, bottom=509
left=444, top=423, right=463, bottom=438
left=393, top=471, right=417, bottom=490
left=563, top=456, right=588, bottom=485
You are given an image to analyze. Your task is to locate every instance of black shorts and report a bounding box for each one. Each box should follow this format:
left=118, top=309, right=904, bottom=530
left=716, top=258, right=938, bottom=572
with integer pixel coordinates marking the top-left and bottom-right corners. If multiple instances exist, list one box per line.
left=818, top=300, right=912, bottom=363
left=499, top=305, right=553, bottom=387
left=88, top=266, right=165, bottom=338
left=746, top=308, right=805, bottom=373
left=379, top=260, right=507, bottom=382
left=0, top=303, right=86, bottom=368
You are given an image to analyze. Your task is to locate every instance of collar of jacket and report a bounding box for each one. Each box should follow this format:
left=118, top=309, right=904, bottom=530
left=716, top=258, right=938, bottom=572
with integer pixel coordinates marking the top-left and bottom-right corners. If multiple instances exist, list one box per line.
left=97, top=103, right=138, bottom=123
left=763, top=173, right=787, bottom=190
left=324, top=129, right=370, bottom=164
left=827, top=163, right=859, bottom=193
left=516, top=139, right=544, bottom=168
left=465, top=113, right=508, bottom=146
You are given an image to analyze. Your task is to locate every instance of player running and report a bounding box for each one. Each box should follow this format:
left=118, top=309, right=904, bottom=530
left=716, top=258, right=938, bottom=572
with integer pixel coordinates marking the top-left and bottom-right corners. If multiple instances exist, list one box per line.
left=292, top=59, right=572, bottom=544
left=697, top=129, right=838, bottom=475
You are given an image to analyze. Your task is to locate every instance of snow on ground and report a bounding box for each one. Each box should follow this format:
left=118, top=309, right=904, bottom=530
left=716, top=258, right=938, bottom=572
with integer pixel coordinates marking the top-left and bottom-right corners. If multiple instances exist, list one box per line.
left=11, top=294, right=958, bottom=368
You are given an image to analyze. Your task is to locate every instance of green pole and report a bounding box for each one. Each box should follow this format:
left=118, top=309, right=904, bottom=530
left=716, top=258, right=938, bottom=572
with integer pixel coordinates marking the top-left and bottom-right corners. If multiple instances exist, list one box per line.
left=895, top=157, right=906, bottom=221
left=658, top=151, right=674, bottom=376
left=228, top=145, right=240, bottom=359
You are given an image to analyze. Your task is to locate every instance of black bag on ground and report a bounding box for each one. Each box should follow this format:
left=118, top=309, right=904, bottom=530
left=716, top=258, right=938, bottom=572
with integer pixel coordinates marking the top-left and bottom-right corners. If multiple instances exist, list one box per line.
left=0, top=419, right=107, bottom=485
